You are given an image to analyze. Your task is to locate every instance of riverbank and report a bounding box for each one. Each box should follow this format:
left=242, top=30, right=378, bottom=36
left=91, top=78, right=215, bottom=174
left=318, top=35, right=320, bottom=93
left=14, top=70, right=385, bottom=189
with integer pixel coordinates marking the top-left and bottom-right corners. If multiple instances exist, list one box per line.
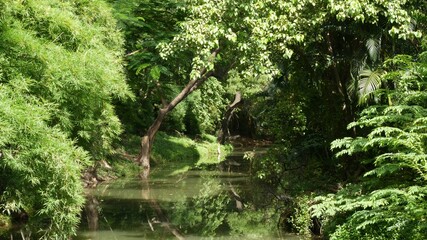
left=76, top=138, right=291, bottom=240
left=87, top=132, right=233, bottom=185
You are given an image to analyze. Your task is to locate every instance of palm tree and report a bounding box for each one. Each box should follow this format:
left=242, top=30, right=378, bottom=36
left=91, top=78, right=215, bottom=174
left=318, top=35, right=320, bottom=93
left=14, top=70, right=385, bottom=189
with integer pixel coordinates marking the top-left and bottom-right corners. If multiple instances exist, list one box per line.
left=348, top=37, right=385, bottom=105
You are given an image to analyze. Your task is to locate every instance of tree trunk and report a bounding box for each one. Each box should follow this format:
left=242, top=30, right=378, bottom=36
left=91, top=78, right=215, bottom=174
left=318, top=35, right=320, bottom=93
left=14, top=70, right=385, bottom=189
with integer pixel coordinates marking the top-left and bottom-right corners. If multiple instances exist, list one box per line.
left=218, top=92, right=242, bottom=144
left=137, top=109, right=168, bottom=179
left=325, top=32, right=355, bottom=133
left=136, top=49, right=220, bottom=178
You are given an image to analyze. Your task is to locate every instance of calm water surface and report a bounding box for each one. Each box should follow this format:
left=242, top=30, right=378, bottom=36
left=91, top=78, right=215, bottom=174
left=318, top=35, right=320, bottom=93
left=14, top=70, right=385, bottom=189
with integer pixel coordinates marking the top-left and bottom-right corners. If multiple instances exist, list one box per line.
left=75, top=148, right=304, bottom=240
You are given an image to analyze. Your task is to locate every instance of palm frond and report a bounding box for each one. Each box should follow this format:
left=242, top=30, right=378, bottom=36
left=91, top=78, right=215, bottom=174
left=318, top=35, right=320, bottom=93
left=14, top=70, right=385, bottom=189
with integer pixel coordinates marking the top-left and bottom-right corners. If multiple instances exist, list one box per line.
left=357, top=68, right=383, bottom=105
left=348, top=57, right=367, bottom=100
left=366, top=38, right=381, bottom=63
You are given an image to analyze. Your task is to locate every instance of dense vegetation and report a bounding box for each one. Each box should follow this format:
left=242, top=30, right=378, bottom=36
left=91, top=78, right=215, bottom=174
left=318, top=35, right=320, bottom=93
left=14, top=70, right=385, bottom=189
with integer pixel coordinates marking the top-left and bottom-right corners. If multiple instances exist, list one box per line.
left=0, top=0, right=426, bottom=238
left=0, top=0, right=131, bottom=238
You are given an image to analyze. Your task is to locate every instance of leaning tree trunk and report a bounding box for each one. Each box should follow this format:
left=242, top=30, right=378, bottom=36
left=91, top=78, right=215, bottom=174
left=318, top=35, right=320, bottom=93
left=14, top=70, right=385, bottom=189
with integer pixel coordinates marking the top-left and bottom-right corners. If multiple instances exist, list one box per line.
left=137, top=109, right=168, bottom=179
left=136, top=49, right=220, bottom=178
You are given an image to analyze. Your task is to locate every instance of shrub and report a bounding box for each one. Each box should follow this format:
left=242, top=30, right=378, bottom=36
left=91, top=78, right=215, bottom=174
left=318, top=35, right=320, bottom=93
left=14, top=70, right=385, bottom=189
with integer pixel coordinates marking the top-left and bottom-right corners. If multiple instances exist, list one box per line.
left=0, top=85, right=89, bottom=238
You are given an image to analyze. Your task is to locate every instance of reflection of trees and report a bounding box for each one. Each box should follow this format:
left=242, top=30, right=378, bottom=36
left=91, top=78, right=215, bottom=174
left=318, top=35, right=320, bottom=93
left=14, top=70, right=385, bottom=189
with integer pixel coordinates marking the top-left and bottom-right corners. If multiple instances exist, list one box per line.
left=140, top=179, right=185, bottom=240
left=170, top=176, right=282, bottom=238
left=227, top=208, right=279, bottom=238
left=77, top=176, right=280, bottom=239
left=171, top=178, right=231, bottom=236
left=168, top=176, right=282, bottom=238
left=226, top=179, right=281, bottom=239
left=228, top=182, right=243, bottom=211
left=84, top=195, right=99, bottom=231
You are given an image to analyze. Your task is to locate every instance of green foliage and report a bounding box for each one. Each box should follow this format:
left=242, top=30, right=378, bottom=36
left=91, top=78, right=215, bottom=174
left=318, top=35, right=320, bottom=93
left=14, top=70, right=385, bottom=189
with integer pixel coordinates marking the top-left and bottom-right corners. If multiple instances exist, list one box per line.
left=350, top=68, right=385, bottom=105
left=112, top=131, right=231, bottom=178
left=289, top=196, right=313, bottom=236
left=227, top=207, right=279, bottom=239
left=0, top=214, right=11, bottom=235
left=113, top=0, right=425, bottom=145
left=108, top=1, right=426, bottom=239
left=250, top=145, right=287, bottom=184
left=0, top=0, right=130, bottom=237
left=151, top=132, right=230, bottom=168
left=238, top=0, right=426, bottom=194
left=162, top=85, right=189, bottom=133
left=171, top=178, right=230, bottom=236
left=225, top=70, right=271, bottom=98
left=312, top=52, right=427, bottom=239
left=159, top=78, right=228, bottom=135
left=255, top=90, right=307, bottom=143
left=0, top=0, right=132, bottom=159
left=158, top=0, right=284, bottom=79
left=0, top=85, right=89, bottom=238
left=185, top=78, right=227, bottom=135
left=109, top=0, right=187, bottom=135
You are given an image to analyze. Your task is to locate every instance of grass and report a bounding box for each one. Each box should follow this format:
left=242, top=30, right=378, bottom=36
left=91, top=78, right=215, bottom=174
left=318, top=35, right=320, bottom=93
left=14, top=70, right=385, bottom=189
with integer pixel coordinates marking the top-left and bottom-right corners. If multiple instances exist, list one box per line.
left=109, top=131, right=232, bottom=178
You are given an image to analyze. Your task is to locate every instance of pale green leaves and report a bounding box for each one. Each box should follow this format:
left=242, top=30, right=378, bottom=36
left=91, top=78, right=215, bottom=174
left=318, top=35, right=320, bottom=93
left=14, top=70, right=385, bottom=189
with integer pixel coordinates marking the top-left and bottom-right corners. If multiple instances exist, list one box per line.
left=0, top=85, right=89, bottom=238
left=0, top=0, right=131, bottom=237
left=327, top=0, right=421, bottom=39
left=149, top=65, right=161, bottom=80
left=0, top=0, right=132, bottom=157
left=349, top=68, right=385, bottom=105
left=366, top=38, right=381, bottom=62
left=159, top=0, right=285, bottom=81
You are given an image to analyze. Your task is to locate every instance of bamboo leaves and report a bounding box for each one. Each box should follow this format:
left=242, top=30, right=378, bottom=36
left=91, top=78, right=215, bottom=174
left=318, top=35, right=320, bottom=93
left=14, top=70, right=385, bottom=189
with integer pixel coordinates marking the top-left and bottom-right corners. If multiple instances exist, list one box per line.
left=0, top=0, right=132, bottom=158
left=0, top=85, right=89, bottom=238
left=0, top=0, right=130, bottom=237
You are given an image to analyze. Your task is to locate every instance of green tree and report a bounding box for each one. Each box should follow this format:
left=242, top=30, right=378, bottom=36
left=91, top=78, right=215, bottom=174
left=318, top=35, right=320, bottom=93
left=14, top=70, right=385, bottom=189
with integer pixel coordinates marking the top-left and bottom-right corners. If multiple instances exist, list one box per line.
left=132, top=0, right=280, bottom=176
left=234, top=0, right=426, bottom=235
left=109, top=0, right=188, bottom=135
left=110, top=0, right=426, bottom=184
left=232, top=0, right=424, bottom=187
left=312, top=52, right=427, bottom=239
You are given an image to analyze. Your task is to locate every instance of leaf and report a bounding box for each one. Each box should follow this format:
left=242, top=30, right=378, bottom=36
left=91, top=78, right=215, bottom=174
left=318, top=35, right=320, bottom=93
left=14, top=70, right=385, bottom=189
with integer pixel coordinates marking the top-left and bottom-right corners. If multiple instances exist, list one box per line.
left=136, top=63, right=151, bottom=75
left=149, top=65, right=161, bottom=80
left=366, top=38, right=380, bottom=62
left=357, top=68, right=383, bottom=105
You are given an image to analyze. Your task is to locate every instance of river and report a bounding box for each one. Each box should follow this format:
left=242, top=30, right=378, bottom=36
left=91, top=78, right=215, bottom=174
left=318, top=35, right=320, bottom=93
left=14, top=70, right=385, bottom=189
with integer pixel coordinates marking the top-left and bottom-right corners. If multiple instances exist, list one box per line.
left=75, top=147, right=303, bottom=240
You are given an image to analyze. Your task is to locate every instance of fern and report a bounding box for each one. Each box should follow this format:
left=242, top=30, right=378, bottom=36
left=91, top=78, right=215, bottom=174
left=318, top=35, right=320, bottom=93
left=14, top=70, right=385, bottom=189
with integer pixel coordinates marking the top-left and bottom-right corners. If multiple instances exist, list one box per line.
left=312, top=52, right=427, bottom=239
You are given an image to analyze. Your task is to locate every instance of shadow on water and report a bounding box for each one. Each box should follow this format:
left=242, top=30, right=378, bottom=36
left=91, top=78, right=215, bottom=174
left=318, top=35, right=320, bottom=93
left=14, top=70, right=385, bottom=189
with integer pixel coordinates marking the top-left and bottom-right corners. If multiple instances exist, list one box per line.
left=75, top=147, right=306, bottom=240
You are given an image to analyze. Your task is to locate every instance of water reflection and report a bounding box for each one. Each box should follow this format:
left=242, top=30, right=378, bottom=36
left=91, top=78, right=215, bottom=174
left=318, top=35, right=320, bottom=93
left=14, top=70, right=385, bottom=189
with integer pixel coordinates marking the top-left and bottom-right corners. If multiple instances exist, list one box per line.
left=140, top=179, right=185, bottom=240
left=76, top=147, right=305, bottom=240
left=76, top=169, right=304, bottom=240
left=169, top=178, right=231, bottom=236
left=85, top=195, right=99, bottom=231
